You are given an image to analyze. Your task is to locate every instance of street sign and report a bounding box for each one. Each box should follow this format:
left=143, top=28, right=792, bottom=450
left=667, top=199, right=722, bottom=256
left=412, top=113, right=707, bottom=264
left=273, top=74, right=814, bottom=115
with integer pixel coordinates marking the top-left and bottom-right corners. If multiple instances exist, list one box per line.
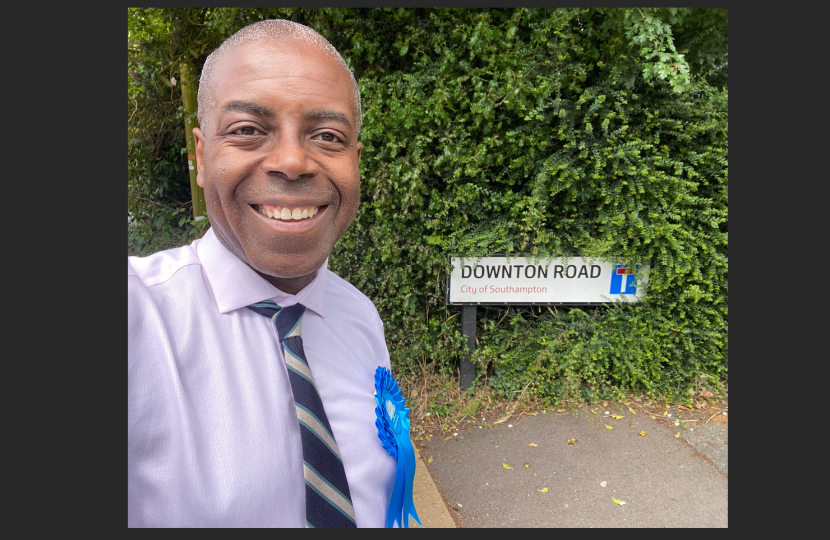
left=447, top=256, right=648, bottom=305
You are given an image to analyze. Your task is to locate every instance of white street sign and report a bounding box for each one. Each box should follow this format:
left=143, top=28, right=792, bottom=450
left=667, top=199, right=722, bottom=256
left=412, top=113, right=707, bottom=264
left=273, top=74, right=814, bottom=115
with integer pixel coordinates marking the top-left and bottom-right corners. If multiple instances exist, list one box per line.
left=447, top=256, right=648, bottom=304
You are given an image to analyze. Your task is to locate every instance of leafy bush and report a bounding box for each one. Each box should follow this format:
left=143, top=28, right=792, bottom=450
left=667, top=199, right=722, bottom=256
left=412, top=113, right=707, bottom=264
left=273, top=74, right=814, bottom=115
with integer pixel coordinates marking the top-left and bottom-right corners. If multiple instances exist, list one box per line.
left=128, top=8, right=728, bottom=404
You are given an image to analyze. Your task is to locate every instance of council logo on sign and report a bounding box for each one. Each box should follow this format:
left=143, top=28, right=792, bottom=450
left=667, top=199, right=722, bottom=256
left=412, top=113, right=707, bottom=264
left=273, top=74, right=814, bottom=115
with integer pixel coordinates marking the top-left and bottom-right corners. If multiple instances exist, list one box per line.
left=610, top=265, right=638, bottom=295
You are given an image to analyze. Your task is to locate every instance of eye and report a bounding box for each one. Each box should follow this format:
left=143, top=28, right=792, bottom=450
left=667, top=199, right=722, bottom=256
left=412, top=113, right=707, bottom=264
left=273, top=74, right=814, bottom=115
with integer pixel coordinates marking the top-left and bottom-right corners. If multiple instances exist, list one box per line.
left=314, top=132, right=342, bottom=143
left=231, top=126, right=261, bottom=136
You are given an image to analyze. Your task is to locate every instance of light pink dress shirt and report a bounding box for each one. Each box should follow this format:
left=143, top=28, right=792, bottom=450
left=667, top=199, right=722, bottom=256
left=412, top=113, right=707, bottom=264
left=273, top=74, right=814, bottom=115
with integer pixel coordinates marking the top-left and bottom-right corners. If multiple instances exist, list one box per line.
left=128, top=228, right=396, bottom=527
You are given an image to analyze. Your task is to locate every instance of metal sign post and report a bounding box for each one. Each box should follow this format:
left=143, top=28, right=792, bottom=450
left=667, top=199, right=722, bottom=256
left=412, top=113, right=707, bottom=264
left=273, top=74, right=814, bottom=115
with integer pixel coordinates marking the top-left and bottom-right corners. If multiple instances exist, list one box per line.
left=460, top=305, right=477, bottom=391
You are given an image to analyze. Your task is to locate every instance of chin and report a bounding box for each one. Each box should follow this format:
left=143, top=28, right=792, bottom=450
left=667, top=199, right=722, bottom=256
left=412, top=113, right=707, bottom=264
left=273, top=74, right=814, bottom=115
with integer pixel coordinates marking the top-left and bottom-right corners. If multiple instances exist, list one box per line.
left=255, top=255, right=325, bottom=281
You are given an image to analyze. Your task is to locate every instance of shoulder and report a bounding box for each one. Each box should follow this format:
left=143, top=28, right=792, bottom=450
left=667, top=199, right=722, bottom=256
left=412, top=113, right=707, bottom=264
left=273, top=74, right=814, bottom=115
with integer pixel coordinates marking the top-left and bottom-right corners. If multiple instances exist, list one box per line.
left=324, top=270, right=384, bottom=327
left=128, top=241, right=202, bottom=288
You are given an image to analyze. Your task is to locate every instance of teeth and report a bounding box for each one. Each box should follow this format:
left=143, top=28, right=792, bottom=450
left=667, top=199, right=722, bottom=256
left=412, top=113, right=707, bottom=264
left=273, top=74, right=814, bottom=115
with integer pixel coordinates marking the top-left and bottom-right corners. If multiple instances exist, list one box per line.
left=257, top=205, right=320, bottom=220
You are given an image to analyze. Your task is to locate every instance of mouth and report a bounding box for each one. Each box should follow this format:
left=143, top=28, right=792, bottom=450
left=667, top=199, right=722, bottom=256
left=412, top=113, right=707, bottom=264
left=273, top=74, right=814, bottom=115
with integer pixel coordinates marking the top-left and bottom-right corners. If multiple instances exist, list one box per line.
left=251, top=203, right=322, bottom=221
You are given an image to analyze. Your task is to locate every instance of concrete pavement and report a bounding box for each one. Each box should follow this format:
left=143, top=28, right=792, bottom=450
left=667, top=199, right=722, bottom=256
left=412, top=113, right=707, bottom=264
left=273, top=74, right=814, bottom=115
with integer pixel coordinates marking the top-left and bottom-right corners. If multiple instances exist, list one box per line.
left=415, top=401, right=728, bottom=528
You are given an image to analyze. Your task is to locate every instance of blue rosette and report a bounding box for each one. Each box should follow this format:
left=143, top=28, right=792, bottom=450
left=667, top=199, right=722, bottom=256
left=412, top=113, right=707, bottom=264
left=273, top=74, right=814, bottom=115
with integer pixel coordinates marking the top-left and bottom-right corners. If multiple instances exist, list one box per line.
left=374, top=367, right=423, bottom=528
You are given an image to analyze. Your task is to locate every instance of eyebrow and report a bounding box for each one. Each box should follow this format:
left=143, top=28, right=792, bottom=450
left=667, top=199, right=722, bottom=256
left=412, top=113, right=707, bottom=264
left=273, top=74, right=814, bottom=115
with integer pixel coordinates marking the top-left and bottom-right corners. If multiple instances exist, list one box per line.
left=305, top=110, right=352, bottom=128
left=221, top=100, right=274, bottom=118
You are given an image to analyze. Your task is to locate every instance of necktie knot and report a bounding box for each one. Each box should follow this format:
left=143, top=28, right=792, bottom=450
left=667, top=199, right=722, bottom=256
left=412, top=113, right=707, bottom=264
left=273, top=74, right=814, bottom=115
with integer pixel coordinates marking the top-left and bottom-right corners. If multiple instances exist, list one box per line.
left=247, top=301, right=306, bottom=343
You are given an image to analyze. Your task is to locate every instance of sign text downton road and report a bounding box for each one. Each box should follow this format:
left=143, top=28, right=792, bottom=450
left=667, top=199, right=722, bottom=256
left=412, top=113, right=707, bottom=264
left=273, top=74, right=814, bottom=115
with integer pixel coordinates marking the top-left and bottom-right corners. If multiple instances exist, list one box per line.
left=447, top=256, right=648, bottom=304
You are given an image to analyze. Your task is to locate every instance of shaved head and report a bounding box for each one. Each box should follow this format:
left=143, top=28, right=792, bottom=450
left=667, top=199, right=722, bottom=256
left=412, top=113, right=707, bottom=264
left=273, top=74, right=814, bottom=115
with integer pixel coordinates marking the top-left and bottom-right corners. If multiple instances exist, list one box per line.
left=197, top=19, right=361, bottom=136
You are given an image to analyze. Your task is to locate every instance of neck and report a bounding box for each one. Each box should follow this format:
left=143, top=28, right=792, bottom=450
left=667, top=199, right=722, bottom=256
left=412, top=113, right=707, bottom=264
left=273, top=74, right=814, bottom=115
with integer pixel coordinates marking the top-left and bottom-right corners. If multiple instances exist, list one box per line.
left=257, top=270, right=317, bottom=295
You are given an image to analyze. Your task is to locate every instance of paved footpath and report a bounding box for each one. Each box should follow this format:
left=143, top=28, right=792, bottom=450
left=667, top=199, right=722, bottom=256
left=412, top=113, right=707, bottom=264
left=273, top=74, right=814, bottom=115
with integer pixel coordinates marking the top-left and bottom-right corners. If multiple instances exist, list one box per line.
left=418, top=402, right=728, bottom=528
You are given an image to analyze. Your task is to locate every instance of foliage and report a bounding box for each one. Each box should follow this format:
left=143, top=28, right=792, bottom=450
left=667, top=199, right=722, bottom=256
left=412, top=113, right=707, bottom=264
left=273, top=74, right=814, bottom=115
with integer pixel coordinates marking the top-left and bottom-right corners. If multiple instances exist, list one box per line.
left=127, top=8, right=728, bottom=404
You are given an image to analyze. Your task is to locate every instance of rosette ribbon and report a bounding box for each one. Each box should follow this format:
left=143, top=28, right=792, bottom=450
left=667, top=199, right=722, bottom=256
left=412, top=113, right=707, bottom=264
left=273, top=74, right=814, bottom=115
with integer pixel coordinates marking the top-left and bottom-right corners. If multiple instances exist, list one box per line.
left=374, top=367, right=423, bottom=528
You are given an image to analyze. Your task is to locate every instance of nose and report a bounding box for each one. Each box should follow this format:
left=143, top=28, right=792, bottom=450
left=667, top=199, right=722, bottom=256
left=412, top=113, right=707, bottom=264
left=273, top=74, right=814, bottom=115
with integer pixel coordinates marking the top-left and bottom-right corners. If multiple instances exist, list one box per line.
left=260, top=135, right=319, bottom=181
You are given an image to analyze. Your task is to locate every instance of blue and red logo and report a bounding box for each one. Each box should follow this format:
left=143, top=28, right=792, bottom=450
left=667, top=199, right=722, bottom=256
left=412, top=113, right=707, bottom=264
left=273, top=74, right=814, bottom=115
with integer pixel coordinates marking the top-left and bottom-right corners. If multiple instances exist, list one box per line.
left=610, top=265, right=638, bottom=295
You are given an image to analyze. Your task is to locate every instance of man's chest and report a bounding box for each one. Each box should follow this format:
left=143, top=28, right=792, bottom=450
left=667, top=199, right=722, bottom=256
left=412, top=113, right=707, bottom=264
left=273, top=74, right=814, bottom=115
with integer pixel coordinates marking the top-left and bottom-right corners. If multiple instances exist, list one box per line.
left=128, top=309, right=395, bottom=527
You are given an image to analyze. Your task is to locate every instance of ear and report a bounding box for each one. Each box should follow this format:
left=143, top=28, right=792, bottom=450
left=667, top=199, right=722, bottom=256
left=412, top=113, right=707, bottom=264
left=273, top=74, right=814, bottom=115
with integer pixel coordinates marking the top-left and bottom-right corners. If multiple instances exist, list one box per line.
left=356, top=141, right=363, bottom=163
left=193, top=127, right=206, bottom=187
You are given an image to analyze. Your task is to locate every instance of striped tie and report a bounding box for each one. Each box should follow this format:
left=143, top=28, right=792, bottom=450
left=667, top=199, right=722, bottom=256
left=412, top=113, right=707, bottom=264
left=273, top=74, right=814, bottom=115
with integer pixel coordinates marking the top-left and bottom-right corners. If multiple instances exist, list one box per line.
left=248, top=300, right=357, bottom=528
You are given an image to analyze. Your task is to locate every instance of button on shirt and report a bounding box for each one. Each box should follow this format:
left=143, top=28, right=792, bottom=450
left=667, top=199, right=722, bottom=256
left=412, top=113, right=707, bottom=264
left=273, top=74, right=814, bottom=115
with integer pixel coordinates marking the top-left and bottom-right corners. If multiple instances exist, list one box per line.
left=128, top=228, right=396, bottom=527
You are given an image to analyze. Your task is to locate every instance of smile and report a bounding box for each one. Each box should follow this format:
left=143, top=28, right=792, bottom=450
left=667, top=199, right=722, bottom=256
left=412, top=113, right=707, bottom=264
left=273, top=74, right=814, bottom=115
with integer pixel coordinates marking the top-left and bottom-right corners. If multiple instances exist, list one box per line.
left=253, top=203, right=320, bottom=221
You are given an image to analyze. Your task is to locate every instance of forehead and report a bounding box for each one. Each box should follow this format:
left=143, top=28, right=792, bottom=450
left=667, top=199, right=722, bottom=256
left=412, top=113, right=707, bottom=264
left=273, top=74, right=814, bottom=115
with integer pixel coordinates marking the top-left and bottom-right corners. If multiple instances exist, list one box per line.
left=210, top=40, right=355, bottom=124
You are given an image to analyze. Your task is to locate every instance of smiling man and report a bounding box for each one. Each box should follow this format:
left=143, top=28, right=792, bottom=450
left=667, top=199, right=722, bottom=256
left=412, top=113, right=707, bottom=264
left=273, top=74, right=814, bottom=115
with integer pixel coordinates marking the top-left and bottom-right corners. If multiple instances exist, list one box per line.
left=128, top=20, right=396, bottom=527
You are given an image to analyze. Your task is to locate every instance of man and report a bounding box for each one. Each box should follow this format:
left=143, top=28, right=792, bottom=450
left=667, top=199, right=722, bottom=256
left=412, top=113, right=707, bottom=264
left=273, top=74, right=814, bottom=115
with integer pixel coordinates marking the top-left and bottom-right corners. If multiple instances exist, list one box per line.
left=128, top=20, right=396, bottom=527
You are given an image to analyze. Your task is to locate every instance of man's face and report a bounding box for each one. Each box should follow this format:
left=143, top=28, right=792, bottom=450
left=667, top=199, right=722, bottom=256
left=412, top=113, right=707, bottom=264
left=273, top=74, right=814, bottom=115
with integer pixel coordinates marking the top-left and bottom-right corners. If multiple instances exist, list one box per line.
left=194, top=40, right=362, bottom=293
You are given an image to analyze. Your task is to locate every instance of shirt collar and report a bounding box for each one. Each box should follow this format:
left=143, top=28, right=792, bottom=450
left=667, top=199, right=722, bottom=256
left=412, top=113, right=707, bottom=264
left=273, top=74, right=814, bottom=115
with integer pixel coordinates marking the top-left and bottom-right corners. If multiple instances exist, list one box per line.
left=197, top=228, right=328, bottom=318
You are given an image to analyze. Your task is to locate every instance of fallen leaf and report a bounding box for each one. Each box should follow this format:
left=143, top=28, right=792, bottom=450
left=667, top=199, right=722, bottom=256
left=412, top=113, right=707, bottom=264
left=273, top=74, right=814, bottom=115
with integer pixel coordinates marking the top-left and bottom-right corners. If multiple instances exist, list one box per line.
left=674, top=433, right=680, bottom=438
left=612, top=498, right=622, bottom=505
left=649, top=415, right=656, bottom=419
left=639, top=431, right=647, bottom=436
left=629, top=422, right=636, bottom=429
left=610, top=414, right=624, bottom=420
left=566, top=438, right=577, bottom=445
left=425, top=434, right=431, bottom=441
left=502, top=463, right=513, bottom=470
left=538, top=487, right=548, bottom=493
left=528, top=443, right=538, bottom=447
left=428, top=456, right=434, bottom=463
left=526, top=412, right=537, bottom=416
left=628, top=406, right=637, bottom=415
left=605, top=425, right=614, bottom=430
left=590, top=409, right=598, bottom=415
left=524, top=463, right=530, bottom=469
left=699, top=390, right=713, bottom=399
left=444, top=435, right=452, bottom=441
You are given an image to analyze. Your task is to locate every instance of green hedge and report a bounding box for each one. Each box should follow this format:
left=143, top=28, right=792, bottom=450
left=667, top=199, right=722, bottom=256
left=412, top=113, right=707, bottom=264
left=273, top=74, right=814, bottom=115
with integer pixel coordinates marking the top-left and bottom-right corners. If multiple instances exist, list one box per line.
left=128, top=8, right=728, bottom=404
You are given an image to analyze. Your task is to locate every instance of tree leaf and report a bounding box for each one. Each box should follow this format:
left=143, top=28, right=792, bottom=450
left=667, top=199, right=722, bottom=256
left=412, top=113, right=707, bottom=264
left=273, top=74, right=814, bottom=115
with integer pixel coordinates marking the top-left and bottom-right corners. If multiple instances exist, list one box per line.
left=639, top=431, right=647, bottom=436
left=502, top=463, right=513, bottom=470
left=591, top=408, right=598, bottom=415
left=566, top=438, right=577, bottom=445
left=528, top=443, right=538, bottom=447
left=674, top=433, right=680, bottom=438
left=605, top=425, right=614, bottom=430
left=628, top=406, right=637, bottom=415
left=428, top=456, right=433, bottom=463
left=610, top=414, right=624, bottom=419
left=524, top=463, right=530, bottom=469
left=612, top=498, right=622, bottom=505
left=538, top=487, right=549, bottom=493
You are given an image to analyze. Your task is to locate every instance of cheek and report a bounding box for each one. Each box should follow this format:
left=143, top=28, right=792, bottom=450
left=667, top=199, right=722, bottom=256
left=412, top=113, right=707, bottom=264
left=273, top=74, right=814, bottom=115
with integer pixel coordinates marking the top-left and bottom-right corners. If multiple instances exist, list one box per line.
left=339, top=168, right=362, bottom=214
